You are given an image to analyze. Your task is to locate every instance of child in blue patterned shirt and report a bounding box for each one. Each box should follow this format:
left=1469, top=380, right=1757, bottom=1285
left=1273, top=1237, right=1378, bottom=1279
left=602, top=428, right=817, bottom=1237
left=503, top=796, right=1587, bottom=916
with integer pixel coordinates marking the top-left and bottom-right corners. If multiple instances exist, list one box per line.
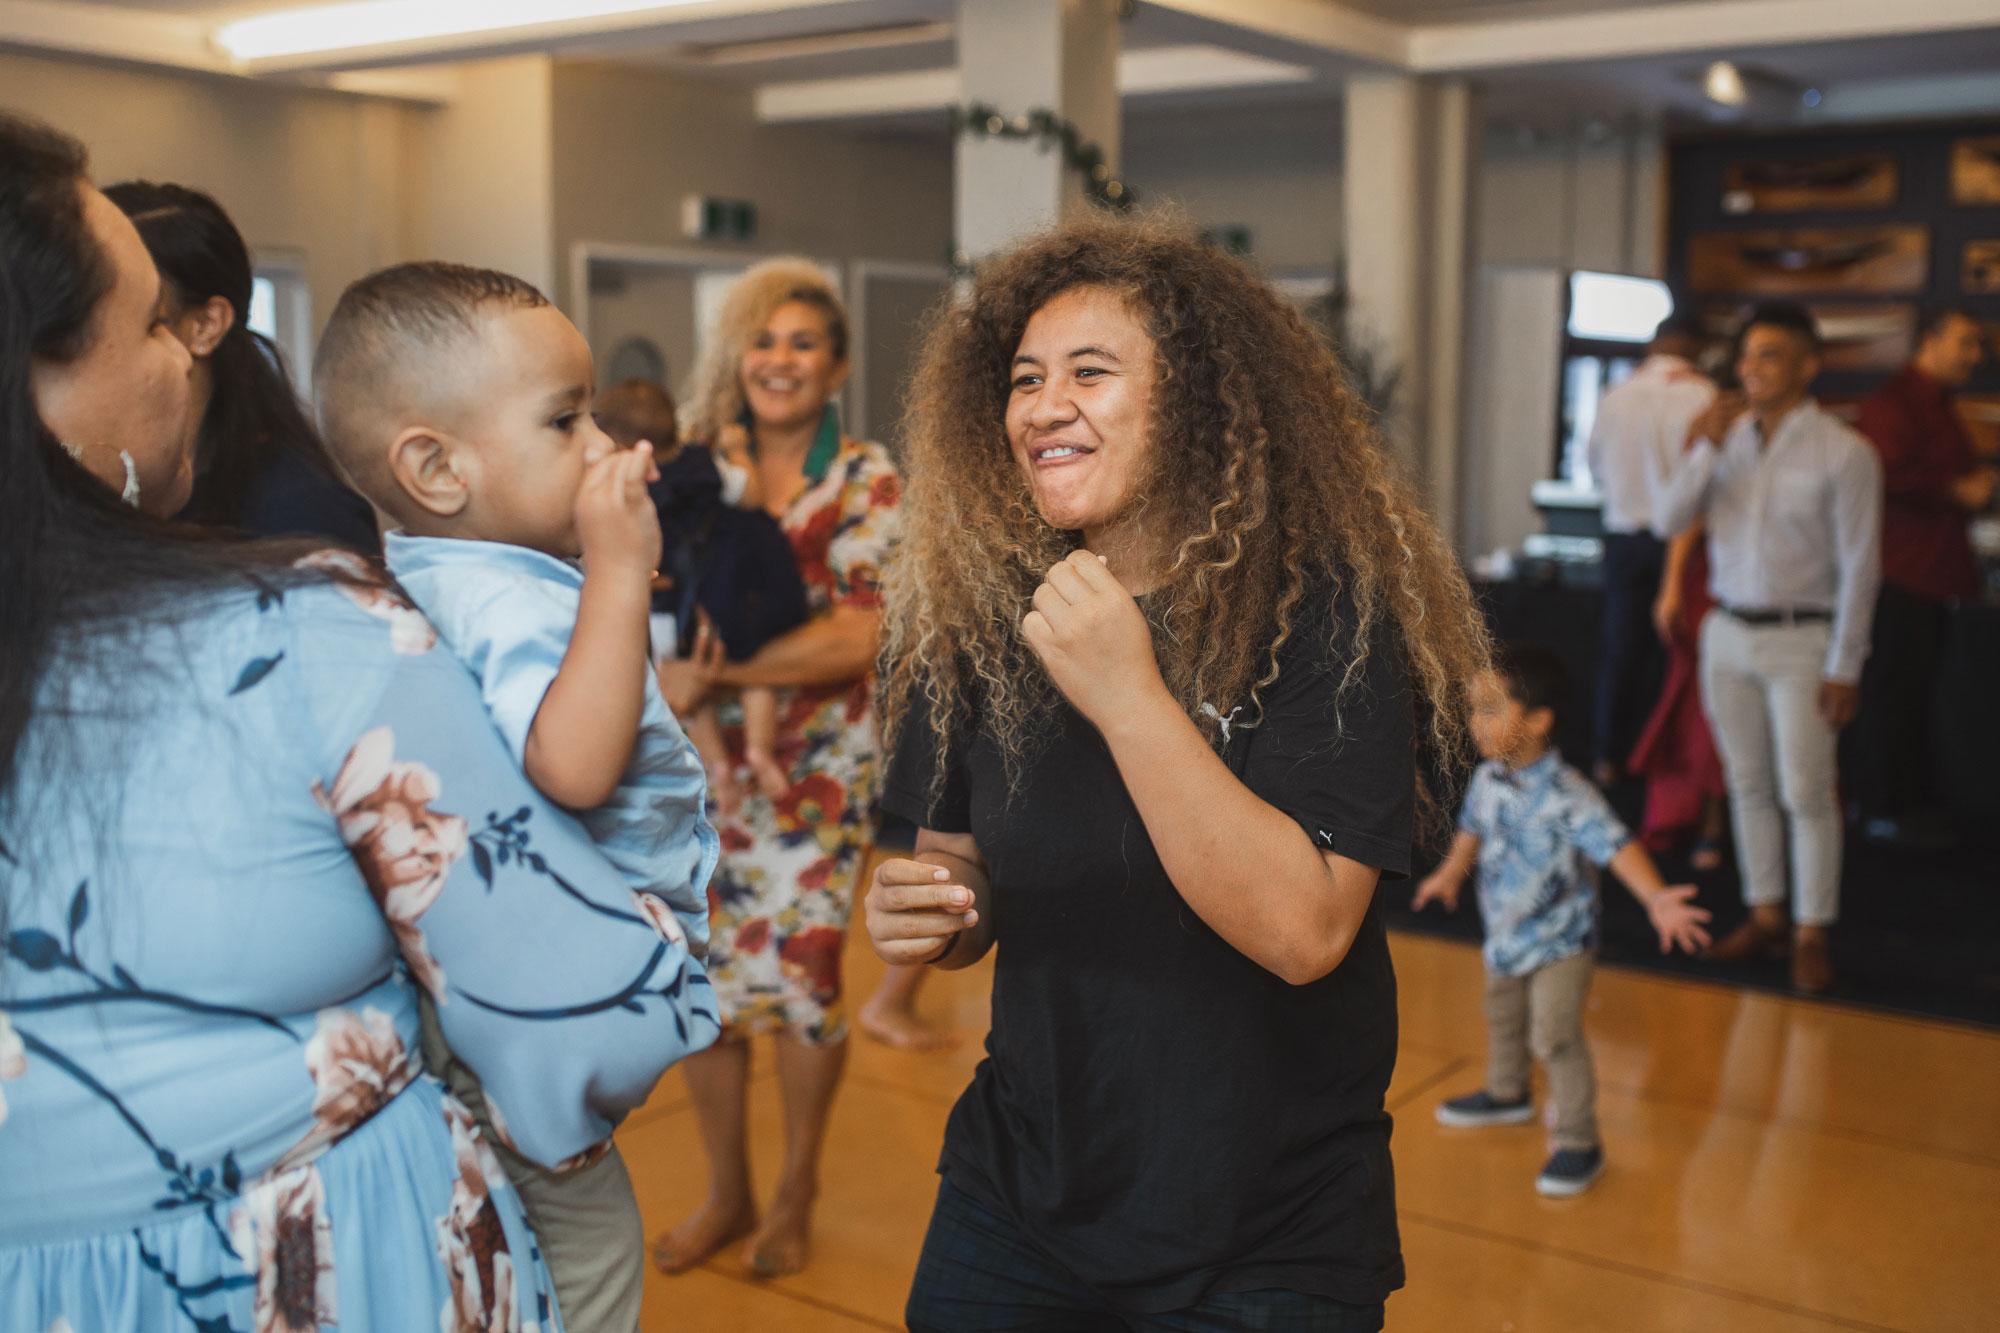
left=1414, top=642, right=1710, bottom=1197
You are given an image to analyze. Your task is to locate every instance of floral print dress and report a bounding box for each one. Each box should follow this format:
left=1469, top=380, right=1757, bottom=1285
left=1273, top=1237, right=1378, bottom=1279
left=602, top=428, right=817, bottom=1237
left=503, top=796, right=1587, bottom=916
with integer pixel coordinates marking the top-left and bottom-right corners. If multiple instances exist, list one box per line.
left=706, top=436, right=901, bottom=1045
left=0, top=559, right=719, bottom=1332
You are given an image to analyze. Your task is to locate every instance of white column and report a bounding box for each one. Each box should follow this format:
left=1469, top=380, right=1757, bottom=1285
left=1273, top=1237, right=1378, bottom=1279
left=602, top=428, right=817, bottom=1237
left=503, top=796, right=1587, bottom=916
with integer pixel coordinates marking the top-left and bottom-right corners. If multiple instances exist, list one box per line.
left=1343, top=74, right=1476, bottom=527
left=1425, top=81, right=1476, bottom=544
left=954, top=0, right=1121, bottom=264
left=1343, top=75, right=1429, bottom=476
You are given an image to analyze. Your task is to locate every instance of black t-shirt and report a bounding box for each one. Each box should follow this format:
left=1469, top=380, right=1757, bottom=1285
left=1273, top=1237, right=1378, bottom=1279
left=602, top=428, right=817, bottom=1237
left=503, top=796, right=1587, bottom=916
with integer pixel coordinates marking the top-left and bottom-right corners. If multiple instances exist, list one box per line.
left=882, top=592, right=1414, bottom=1314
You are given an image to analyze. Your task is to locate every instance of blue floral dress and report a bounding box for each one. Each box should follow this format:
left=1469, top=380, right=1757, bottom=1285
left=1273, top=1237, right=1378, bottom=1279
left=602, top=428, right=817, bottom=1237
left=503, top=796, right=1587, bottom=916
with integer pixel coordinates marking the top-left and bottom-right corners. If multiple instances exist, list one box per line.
left=0, top=556, right=720, bottom=1332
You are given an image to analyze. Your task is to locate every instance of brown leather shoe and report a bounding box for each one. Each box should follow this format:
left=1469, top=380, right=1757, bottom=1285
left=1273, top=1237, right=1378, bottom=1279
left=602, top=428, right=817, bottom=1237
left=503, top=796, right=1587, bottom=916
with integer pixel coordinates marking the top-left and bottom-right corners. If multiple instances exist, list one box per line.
left=1704, top=912, right=1790, bottom=963
left=1792, top=928, right=1834, bottom=994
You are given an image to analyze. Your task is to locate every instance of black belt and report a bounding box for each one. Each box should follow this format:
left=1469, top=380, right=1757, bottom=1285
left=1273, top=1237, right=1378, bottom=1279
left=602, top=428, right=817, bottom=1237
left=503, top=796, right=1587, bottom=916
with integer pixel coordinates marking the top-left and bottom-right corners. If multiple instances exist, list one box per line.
left=1721, top=605, right=1833, bottom=626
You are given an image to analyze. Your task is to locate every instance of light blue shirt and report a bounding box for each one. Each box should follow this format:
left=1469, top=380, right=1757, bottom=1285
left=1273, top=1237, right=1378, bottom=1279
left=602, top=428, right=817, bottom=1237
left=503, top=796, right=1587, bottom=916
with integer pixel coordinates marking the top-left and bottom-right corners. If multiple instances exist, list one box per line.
left=1458, top=750, right=1631, bottom=977
left=384, top=532, right=716, bottom=951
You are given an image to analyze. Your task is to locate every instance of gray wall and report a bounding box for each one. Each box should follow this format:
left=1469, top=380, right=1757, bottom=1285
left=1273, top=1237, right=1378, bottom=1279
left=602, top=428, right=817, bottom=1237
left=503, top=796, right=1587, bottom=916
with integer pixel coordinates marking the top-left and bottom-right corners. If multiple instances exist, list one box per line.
left=548, top=61, right=955, bottom=314
left=0, top=49, right=428, bottom=339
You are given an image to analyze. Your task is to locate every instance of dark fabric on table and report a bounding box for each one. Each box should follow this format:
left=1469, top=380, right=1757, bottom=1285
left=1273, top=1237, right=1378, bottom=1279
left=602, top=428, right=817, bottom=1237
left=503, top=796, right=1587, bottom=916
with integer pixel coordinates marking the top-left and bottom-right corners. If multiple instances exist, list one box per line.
left=647, top=445, right=808, bottom=661
left=1595, top=531, right=1666, bottom=768
left=882, top=589, right=1414, bottom=1314
left=191, top=447, right=379, bottom=554
left=905, top=1177, right=1387, bottom=1333
left=1851, top=582, right=1954, bottom=820
left=1854, top=366, right=1981, bottom=603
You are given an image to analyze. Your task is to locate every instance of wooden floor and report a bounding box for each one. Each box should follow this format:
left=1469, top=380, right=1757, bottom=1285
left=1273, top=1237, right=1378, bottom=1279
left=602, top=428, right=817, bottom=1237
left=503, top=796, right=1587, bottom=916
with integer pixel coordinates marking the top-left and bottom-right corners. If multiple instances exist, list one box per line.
left=616, top=901, right=2000, bottom=1331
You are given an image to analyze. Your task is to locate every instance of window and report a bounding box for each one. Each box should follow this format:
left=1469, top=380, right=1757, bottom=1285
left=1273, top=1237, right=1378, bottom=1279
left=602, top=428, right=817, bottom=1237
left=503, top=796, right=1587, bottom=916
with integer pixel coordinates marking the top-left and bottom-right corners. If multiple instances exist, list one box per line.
left=249, top=251, right=313, bottom=393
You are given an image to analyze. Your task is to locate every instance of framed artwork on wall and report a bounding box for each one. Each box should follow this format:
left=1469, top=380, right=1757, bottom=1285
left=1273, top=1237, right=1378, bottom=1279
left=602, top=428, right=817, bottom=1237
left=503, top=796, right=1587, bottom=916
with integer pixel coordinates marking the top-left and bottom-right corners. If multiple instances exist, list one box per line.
left=1721, top=154, right=1898, bottom=214
left=1701, top=302, right=1916, bottom=372
left=1950, top=137, right=2000, bottom=205
left=1688, top=224, right=1930, bottom=294
left=1964, top=240, right=2000, bottom=294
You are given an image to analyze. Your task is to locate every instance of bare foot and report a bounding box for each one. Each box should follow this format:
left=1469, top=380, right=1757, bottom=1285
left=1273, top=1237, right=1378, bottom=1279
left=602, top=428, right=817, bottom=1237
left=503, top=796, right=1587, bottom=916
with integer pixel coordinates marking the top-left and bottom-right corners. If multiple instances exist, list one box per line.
left=746, top=748, right=790, bottom=803
left=652, top=1195, right=757, bottom=1276
left=858, top=996, right=959, bottom=1051
left=707, top=763, right=744, bottom=819
left=743, top=1184, right=815, bottom=1278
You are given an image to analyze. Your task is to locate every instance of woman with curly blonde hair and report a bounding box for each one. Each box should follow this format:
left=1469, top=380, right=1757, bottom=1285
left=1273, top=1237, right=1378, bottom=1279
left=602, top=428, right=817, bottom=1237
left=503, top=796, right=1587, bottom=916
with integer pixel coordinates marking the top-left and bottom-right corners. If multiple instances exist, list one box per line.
left=866, top=213, right=1489, bottom=1329
left=652, top=258, right=902, bottom=1278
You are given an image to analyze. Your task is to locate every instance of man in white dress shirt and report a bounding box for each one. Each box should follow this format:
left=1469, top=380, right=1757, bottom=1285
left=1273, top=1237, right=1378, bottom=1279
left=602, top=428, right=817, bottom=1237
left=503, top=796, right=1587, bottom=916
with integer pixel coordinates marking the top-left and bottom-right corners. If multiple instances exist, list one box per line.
left=1585, top=317, right=1715, bottom=788
left=1656, top=303, right=1882, bottom=993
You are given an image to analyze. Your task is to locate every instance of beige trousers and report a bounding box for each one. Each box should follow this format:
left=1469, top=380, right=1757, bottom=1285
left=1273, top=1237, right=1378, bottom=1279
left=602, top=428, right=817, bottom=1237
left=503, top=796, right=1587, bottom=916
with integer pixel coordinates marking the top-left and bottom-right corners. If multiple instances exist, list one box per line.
left=1484, top=950, right=1599, bottom=1152
left=420, top=997, right=644, bottom=1333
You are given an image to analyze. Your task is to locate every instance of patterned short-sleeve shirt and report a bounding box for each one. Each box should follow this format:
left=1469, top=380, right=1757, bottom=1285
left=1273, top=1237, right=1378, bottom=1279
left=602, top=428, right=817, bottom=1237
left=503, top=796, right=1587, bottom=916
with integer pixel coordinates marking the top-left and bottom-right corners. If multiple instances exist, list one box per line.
left=1457, top=749, right=1631, bottom=976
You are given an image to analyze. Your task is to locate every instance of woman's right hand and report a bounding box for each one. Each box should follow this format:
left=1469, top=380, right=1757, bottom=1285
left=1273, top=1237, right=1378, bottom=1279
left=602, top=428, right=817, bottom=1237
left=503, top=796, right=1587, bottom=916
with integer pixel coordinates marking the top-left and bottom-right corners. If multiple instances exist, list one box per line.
left=865, top=858, right=978, bottom=966
left=657, top=617, right=724, bottom=716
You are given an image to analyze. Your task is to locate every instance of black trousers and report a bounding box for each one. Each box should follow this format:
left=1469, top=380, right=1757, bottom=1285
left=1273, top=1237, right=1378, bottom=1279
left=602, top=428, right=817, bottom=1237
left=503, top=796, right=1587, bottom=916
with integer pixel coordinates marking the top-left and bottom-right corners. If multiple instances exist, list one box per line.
left=906, top=1178, right=1386, bottom=1332
left=1851, top=582, right=1952, bottom=819
left=1595, top=531, right=1667, bottom=769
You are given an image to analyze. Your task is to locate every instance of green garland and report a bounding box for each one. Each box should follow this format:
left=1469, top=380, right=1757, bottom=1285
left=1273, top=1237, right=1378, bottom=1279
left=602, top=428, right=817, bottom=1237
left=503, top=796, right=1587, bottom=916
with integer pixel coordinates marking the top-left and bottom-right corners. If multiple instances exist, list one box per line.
left=949, top=102, right=1135, bottom=272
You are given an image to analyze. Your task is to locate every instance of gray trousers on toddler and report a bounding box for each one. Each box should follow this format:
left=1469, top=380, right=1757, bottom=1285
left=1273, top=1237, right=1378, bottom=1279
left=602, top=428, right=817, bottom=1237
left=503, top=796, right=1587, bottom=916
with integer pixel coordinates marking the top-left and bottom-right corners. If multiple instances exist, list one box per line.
left=1484, top=949, right=1598, bottom=1151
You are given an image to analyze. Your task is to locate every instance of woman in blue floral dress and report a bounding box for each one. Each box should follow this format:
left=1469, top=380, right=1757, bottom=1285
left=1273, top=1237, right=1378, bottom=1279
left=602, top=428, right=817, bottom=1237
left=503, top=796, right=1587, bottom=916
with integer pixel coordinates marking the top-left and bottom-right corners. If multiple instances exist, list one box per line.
left=0, top=114, right=716, bottom=1331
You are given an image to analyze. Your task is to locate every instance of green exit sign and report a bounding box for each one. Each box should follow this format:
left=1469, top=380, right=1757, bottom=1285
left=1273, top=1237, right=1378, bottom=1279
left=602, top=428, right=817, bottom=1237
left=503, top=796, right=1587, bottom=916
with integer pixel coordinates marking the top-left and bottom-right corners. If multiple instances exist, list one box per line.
left=682, top=195, right=758, bottom=242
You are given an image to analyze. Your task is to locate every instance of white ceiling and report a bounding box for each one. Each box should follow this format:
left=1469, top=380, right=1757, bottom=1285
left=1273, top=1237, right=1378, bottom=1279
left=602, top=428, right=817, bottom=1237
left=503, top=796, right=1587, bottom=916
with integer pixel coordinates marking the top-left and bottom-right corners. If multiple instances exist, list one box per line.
left=16, top=0, right=2000, bottom=131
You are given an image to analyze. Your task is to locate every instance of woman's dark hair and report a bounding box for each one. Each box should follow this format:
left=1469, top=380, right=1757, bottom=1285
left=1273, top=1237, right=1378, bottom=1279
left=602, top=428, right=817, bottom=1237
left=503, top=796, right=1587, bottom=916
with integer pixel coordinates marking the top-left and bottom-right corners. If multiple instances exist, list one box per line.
left=0, top=113, right=316, bottom=799
left=102, top=179, right=337, bottom=526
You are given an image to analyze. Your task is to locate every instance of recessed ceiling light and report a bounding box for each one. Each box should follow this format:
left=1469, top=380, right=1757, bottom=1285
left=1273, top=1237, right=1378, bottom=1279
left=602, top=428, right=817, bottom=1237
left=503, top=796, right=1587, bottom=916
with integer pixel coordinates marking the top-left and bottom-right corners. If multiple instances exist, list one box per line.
left=215, top=0, right=712, bottom=63
left=1703, top=60, right=1748, bottom=108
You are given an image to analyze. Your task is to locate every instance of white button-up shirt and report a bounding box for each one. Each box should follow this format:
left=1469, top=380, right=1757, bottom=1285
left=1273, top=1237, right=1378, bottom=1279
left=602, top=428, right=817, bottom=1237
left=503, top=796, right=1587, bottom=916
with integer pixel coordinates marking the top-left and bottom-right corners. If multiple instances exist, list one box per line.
left=1657, top=398, right=1883, bottom=683
left=1586, top=354, right=1716, bottom=536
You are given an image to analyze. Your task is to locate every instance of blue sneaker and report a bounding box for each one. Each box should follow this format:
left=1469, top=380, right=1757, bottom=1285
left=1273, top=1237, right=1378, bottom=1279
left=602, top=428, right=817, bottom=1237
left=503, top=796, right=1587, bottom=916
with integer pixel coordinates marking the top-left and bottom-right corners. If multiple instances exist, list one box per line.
left=1535, top=1146, right=1605, bottom=1197
left=1435, top=1090, right=1536, bottom=1128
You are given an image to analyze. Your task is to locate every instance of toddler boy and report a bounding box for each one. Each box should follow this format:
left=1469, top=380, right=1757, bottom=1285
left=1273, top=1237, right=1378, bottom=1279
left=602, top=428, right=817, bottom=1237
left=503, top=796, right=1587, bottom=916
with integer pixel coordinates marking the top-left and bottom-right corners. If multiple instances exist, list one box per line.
left=1415, top=642, right=1710, bottom=1197
left=314, top=262, right=718, bottom=1333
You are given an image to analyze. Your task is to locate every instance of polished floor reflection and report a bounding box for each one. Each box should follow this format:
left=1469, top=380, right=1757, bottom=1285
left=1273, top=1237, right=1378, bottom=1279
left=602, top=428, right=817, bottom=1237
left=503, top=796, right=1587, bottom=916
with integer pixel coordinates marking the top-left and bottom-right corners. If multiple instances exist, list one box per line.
left=618, top=891, right=2000, bottom=1331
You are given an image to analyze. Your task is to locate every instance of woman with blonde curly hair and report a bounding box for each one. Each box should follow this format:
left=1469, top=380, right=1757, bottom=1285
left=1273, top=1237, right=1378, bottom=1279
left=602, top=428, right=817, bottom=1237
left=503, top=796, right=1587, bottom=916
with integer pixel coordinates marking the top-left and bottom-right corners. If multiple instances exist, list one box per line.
left=866, top=213, right=1489, bottom=1328
left=652, top=258, right=902, bottom=1278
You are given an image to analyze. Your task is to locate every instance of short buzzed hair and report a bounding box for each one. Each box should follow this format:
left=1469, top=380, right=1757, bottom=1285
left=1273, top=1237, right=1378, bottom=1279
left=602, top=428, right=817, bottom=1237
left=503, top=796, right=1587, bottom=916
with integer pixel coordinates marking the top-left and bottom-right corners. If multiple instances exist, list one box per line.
left=1917, top=302, right=1981, bottom=344
left=594, top=378, right=678, bottom=451
left=1742, top=301, right=1820, bottom=352
left=313, top=261, right=549, bottom=503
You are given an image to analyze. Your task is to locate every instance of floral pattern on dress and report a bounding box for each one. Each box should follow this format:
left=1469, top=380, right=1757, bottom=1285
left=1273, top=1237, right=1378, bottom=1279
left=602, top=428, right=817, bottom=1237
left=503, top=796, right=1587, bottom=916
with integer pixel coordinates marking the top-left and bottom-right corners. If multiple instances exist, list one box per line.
left=313, top=727, right=468, bottom=998
left=436, top=1096, right=518, bottom=1333
left=0, top=1014, right=24, bottom=1132
left=228, top=1164, right=338, bottom=1333
left=705, top=438, right=899, bottom=1045
left=272, top=1006, right=419, bottom=1175
left=295, top=549, right=437, bottom=655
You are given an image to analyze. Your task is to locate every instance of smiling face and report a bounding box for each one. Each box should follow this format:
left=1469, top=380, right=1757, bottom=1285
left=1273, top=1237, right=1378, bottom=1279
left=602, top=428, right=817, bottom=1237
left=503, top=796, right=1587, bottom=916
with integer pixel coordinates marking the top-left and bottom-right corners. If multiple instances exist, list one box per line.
left=1006, top=285, right=1159, bottom=544
left=447, top=303, right=616, bottom=558
left=1736, top=323, right=1819, bottom=416
left=1916, top=313, right=1985, bottom=389
left=31, top=185, right=195, bottom=515
left=739, top=298, right=847, bottom=433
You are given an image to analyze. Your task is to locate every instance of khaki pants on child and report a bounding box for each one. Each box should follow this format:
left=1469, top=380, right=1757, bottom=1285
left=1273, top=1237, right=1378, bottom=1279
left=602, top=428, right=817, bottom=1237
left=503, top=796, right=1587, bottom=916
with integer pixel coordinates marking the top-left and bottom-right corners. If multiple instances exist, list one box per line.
left=1484, top=950, right=1599, bottom=1151
left=420, top=998, right=644, bottom=1333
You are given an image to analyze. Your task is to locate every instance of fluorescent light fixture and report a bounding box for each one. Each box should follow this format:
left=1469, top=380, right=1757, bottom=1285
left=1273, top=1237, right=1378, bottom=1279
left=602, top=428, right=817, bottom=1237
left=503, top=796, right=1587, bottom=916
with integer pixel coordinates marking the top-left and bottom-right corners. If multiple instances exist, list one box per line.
left=1118, top=44, right=1316, bottom=96
left=1703, top=59, right=1747, bottom=108
left=1567, top=271, right=1673, bottom=343
left=215, top=0, right=711, bottom=62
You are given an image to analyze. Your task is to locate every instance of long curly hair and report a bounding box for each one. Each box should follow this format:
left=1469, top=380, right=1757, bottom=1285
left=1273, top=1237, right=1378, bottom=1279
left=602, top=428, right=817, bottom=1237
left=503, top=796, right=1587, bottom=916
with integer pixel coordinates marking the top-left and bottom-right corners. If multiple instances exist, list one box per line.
left=879, top=212, right=1490, bottom=792
left=679, top=256, right=848, bottom=443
